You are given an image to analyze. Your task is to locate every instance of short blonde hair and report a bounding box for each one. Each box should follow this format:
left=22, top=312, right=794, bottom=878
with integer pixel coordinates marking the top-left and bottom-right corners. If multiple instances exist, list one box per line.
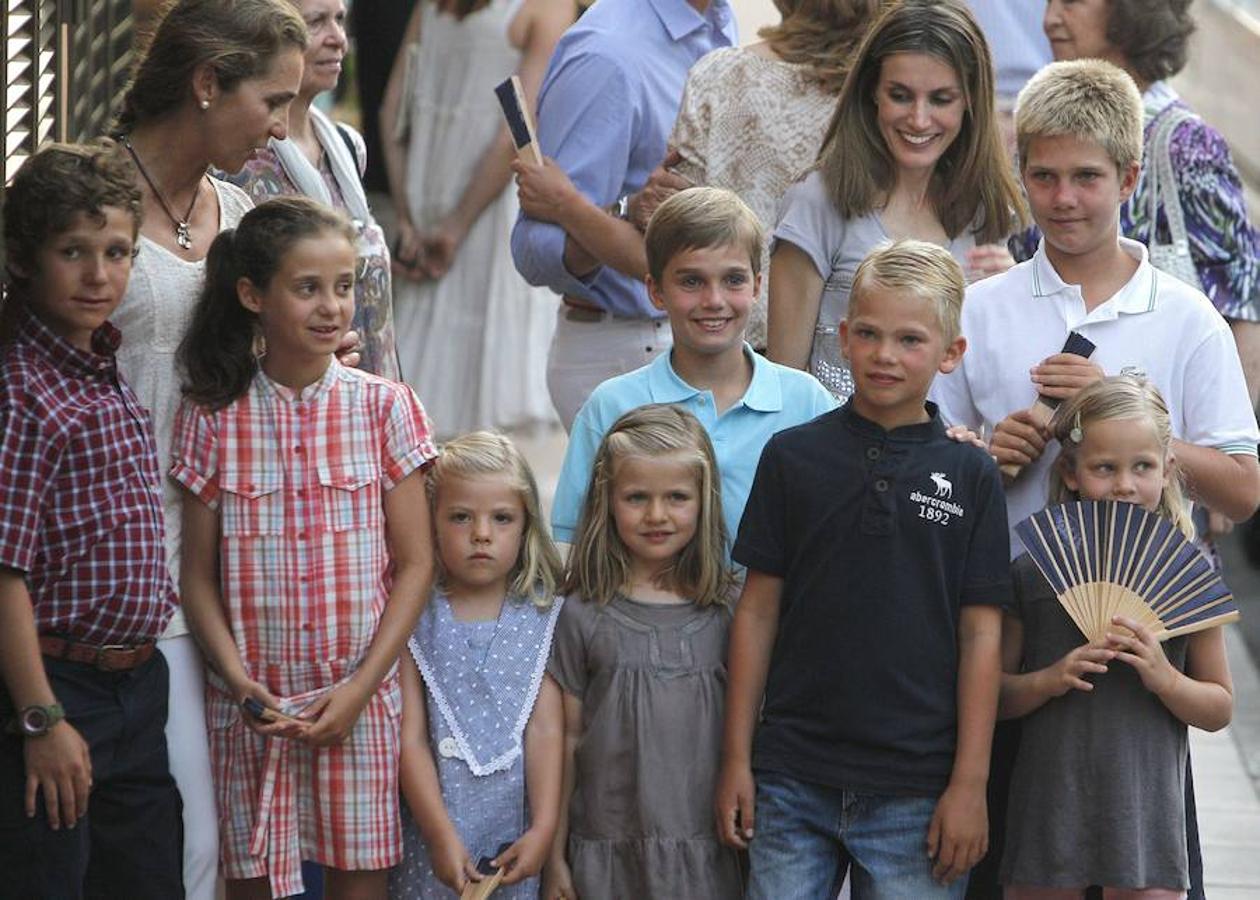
left=1048, top=375, right=1194, bottom=540
left=645, top=187, right=764, bottom=284
left=849, top=240, right=965, bottom=342
left=565, top=404, right=733, bottom=608
left=1015, top=59, right=1144, bottom=175
left=426, top=431, right=563, bottom=606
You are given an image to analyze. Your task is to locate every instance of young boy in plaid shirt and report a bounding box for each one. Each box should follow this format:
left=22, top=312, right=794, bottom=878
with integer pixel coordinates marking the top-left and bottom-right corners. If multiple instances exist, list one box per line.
left=0, top=141, right=183, bottom=897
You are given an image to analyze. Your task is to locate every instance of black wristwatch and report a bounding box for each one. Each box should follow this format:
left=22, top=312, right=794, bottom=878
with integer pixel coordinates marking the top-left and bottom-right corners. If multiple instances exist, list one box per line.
left=6, top=703, right=66, bottom=737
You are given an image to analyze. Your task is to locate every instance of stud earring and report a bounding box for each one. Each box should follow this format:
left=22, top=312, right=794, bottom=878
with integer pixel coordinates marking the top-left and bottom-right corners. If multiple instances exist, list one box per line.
left=200, top=99, right=210, bottom=110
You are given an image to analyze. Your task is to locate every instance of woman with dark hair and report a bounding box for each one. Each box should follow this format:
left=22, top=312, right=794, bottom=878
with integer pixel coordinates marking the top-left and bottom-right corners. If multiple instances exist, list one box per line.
left=665, top=0, right=886, bottom=352
left=767, top=0, right=1026, bottom=399
left=221, top=0, right=402, bottom=380
left=1041, top=0, right=1260, bottom=401
left=109, top=3, right=307, bottom=896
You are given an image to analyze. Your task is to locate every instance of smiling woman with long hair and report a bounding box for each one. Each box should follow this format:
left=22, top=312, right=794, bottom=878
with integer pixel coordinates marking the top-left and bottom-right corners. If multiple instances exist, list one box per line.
left=766, top=0, right=1026, bottom=400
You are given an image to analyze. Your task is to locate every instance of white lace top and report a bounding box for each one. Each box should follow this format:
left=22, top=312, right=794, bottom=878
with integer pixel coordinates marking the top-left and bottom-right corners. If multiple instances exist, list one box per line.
left=113, top=177, right=254, bottom=638
left=669, top=47, right=837, bottom=348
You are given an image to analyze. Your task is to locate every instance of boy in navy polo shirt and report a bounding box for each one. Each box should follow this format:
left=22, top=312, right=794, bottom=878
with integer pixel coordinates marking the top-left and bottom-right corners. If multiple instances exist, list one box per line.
left=720, top=241, right=1010, bottom=898
left=0, top=142, right=182, bottom=896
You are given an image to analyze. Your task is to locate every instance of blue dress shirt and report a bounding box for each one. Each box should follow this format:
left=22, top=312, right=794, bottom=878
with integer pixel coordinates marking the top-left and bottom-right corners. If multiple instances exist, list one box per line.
left=510, top=0, right=737, bottom=319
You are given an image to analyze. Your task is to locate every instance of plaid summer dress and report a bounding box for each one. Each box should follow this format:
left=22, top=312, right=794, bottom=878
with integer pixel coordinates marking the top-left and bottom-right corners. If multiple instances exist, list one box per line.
left=170, top=360, right=437, bottom=896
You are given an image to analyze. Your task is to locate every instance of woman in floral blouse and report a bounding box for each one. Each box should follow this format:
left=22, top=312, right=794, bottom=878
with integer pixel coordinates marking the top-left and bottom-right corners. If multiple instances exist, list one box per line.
left=220, top=0, right=401, bottom=379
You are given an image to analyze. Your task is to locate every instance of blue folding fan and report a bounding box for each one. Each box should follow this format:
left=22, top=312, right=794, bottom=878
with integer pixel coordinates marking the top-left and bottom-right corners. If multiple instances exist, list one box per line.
left=1015, top=500, right=1239, bottom=642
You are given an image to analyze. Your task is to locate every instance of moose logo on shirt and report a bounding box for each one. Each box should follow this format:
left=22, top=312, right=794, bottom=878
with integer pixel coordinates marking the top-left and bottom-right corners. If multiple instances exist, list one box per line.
left=910, top=472, right=964, bottom=527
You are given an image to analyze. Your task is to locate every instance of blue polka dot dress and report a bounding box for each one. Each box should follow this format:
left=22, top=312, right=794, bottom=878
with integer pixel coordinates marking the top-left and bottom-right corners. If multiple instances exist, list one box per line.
left=388, top=591, right=562, bottom=899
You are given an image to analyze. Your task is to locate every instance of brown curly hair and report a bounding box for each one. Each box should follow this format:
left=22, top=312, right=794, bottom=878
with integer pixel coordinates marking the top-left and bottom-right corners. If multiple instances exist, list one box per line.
left=1, top=140, right=142, bottom=343
left=1103, top=0, right=1195, bottom=85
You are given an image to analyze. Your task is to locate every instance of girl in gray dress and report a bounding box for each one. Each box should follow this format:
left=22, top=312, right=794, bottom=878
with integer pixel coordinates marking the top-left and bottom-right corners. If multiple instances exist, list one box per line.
left=998, top=377, right=1234, bottom=898
left=390, top=433, right=565, bottom=899
left=545, top=405, right=743, bottom=900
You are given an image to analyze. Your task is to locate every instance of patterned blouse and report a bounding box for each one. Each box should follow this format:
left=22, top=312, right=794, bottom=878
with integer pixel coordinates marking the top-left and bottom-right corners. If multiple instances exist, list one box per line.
left=221, top=128, right=402, bottom=377
left=669, top=47, right=837, bottom=349
left=1015, top=82, right=1260, bottom=323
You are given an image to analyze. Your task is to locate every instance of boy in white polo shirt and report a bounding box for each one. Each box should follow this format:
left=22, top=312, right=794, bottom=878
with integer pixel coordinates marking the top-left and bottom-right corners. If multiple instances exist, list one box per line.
left=933, top=59, right=1260, bottom=556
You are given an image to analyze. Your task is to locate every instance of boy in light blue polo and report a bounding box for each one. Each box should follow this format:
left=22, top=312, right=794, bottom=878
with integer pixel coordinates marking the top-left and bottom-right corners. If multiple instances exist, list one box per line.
left=551, top=187, right=836, bottom=545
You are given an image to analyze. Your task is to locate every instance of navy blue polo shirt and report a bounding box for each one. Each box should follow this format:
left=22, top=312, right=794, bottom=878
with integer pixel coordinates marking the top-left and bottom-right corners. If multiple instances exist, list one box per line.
left=733, top=401, right=1011, bottom=796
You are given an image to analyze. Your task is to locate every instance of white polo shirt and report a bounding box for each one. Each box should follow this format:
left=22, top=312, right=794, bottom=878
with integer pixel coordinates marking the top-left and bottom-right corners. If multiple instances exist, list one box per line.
left=931, top=238, right=1258, bottom=556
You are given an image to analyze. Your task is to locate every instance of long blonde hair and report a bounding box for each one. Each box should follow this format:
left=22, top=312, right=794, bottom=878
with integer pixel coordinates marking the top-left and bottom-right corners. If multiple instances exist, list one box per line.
left=759, top=0, right=887, bottom=93
left=814, top=0, right=1025, bottom=243
left=564, top=405, right=733, bottom=607
left=1048, top=375, right=1194, bottom=539
left=427, top=432, right=563, bottom=607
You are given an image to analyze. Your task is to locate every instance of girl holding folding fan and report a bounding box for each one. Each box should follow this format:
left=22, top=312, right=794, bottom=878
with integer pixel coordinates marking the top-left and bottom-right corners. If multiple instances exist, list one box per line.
left=997, top=375, right=1233, bottom=900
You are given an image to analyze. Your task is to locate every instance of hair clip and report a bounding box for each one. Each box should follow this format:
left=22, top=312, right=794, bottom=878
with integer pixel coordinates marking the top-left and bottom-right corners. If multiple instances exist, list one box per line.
left=1068, top=411, right=1084, bottom=444
left=1119, top=365, right=1147, bottom=380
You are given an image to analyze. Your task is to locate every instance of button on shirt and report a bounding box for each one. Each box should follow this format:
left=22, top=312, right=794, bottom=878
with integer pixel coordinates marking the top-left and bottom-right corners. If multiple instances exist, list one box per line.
left=510, top=0, right=737, bottom=318
left=551, top=345, right=836, bottom=544
left=0, top=306, right=177, bottom=644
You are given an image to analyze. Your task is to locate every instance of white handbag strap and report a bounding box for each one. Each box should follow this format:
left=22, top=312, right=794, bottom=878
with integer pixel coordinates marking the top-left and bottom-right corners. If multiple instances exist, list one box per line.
left=1146, top=104, right=1197, bottom=252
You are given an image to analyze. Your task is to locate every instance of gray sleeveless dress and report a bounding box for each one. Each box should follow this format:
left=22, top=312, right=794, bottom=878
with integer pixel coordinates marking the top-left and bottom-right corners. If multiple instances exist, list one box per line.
left=773, top=170, right=978, bottom=402
left=388, top=592, right=562, bottom=899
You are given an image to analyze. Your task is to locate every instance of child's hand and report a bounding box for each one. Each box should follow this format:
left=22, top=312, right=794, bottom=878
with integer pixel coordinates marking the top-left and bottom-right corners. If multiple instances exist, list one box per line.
left=234, top=679, right=308, bottom=740
left=945, top=424, right=987, bottom=449
left=1030, top=352, right=1105, bottom=402
left=494, top=826, right=551, bottom=884
left=512, top=157, right=580, bottom=225
left=430, top=828, right=478, bottom=894
left=927, top=780, right=988, bottom=885
left=990, top=409, right=1048, bottom=473
left=1046, top=642, right=1115, bottom=697
left=1107, top=617, right=1179, bottom=697
left=24, top=720, right=92, bottom=829
left=714, top=760, right=756, bottom=849
left=298, top=681, right=373, bottom=747
left=542, top=856, right=578, bottom=900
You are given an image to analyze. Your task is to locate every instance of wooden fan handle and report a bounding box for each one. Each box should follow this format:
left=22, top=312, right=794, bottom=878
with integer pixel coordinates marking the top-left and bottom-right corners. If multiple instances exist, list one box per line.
left=460, top=869, right=506, bottom=900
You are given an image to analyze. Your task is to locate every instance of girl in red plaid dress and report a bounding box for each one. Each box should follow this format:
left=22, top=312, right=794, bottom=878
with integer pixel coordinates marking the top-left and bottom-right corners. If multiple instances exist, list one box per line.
left=172, top=196, right=437, bottom=899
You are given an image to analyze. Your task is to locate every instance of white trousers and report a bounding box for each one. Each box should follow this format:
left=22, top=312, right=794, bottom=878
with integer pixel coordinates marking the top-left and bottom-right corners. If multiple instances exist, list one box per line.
left=546, top=308, right=672, bottom=431
left=158, top=634, right=219, bottom=900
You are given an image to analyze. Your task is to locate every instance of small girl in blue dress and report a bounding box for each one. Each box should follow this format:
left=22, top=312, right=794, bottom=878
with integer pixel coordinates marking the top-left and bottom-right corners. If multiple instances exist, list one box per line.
left=389, top=432, right=565, bottom=898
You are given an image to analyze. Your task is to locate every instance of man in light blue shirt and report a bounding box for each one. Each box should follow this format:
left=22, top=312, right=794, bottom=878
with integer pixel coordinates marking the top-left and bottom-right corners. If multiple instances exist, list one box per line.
left=510, top=0, right=737, bottom=430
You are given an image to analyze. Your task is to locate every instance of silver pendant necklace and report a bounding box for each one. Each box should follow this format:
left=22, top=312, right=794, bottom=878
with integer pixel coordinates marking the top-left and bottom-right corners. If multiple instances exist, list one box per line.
left=121, top=136, right=201, bottom=251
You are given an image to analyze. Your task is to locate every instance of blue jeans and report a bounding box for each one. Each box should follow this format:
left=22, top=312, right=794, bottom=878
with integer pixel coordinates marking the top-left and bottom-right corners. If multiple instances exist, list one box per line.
left=748, top=771, right=969, bottom=900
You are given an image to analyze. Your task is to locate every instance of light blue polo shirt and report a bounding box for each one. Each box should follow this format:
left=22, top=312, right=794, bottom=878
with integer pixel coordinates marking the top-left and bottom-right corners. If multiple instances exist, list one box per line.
left=551, top=345, right=837, bottom=544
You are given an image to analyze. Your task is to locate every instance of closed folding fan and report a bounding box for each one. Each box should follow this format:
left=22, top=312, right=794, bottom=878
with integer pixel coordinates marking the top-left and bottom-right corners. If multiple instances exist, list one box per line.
left=1015, top=500, right=1239, bottom=642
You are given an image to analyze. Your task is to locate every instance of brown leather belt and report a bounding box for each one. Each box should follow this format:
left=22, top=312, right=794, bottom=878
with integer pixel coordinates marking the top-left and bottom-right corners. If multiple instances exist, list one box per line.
left=39, top=636, right=157, bottom=672
left=562, top=295, right=608, bottom=323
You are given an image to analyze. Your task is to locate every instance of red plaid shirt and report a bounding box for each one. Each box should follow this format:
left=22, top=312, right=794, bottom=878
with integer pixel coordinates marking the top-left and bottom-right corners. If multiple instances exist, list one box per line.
left=0, top=305, right=177, bottom=643
left=171, top=361, right=436, bottom=896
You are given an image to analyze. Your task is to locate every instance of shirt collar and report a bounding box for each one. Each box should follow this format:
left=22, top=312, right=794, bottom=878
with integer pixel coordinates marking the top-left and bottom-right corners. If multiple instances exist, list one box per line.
left=15, top=302, right=120, bottom=378
left=647, top=344, right=782, bottom=412
left=648, top=0, right=731, bottom=42
left=838, top=399, right=945, bottom=443
left=1030, top=237, right=1158, bottom=317
left=257, top=357, right=341, bottom=403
